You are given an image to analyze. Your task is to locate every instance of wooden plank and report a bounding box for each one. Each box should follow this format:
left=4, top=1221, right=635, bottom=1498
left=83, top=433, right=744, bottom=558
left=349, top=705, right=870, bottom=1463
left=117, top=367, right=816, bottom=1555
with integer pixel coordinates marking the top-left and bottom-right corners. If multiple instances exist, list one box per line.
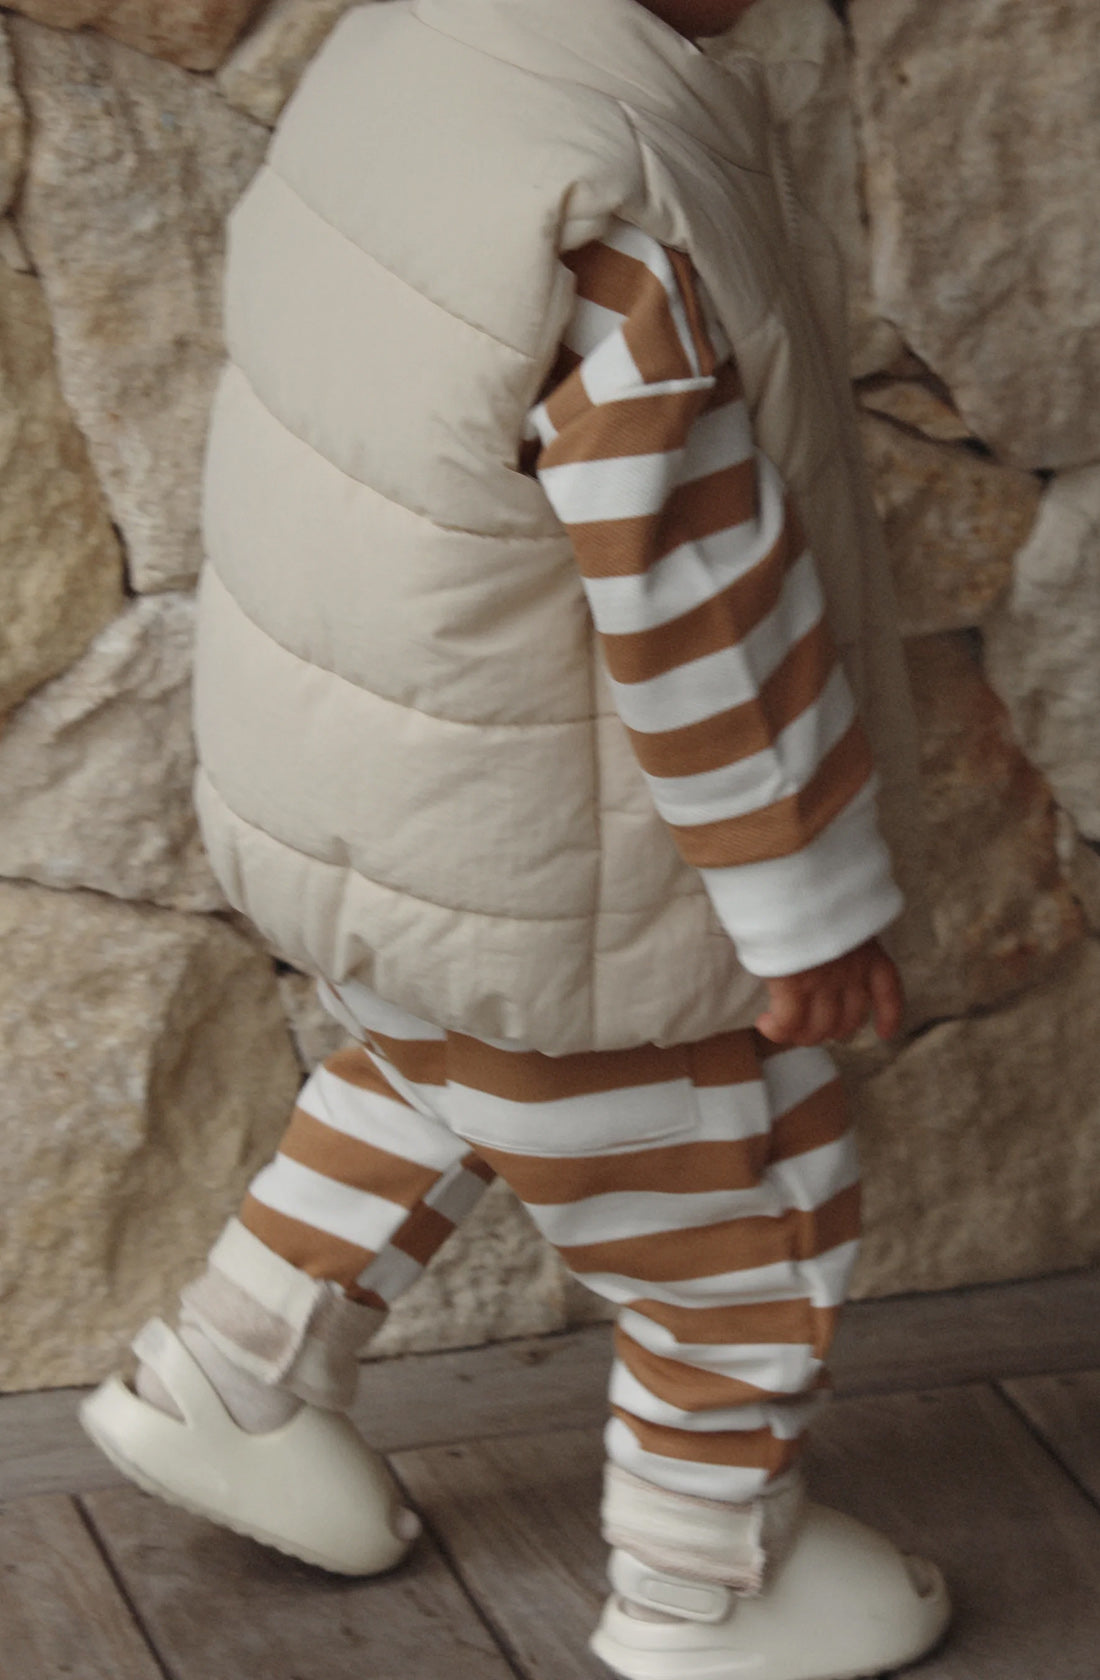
left=357, top=1268, right=1100, bottom=1447
left=1002, top=1370, right=1100, bottom=1506
left=809, top=1385, right=1100, bottom=1679
left=354, top=1326, right=610, bottom=1453
left=0, top=1388, right=126, bottom=1500
left=81, top=1481, right=518, bottom=1680
left=833, top=1266, right=1100, bottom=1396
left=361, top=1266, right=1100, bottom=1447
left=0, top=1330, right=612, bottom=1500
left=5, top=1268, right=1099, bottom=1501
left=0, top=1494, right=164, bottom=1680
left=394, top=1430, right=606, bottom=1680
left=398, top=1385, right=1100, bottom=1680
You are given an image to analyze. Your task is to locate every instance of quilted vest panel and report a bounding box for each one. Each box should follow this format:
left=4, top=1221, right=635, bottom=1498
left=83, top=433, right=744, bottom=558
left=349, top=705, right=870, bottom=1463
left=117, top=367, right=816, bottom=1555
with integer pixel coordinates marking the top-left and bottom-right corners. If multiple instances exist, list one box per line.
left=194, top=0, right=919, bottom=1051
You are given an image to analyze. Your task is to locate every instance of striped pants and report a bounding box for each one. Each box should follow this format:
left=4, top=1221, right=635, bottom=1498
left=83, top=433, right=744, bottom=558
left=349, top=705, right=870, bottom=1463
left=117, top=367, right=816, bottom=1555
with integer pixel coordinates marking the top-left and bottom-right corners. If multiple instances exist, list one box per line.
left=186, top=979, right=859, bottom=1584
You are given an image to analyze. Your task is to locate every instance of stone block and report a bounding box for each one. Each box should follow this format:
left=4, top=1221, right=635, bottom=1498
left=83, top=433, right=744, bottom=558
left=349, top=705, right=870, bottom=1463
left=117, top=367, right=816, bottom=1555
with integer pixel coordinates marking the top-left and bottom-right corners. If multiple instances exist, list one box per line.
left=0, top=215, right=31, bottom=272
left=0, top=594, right=225, bottom=911
left=850, top=0, right=1100, bottom=468
left=1064, top=837, right=1100, bottom=937
left=12, top=21, right=268, bottom=590
left=858, top=377, right=973, bottom=445
left=0, top=883, right=300, bottom=1391
left=1054, top=814, right=1100, bottom=936
left=845, top=939, right=1100, bottom=1297
left=0, top=20, right=25, bottom=213
left=899, top=634, right=1084, bottom=1026
left=860, top=412, right=1041, bottom=636
left=1, top=0, right=265, bottom=70
left=0, top=261, right=123, bottom=714
left=984, top=467, right=1100, bottom=842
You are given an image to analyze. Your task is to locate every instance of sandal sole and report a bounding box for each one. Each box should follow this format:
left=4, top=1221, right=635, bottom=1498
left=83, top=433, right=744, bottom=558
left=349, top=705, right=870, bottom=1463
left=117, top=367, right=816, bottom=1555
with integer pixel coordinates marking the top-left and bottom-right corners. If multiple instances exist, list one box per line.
left=79, top=1390, right=410, bottom=1578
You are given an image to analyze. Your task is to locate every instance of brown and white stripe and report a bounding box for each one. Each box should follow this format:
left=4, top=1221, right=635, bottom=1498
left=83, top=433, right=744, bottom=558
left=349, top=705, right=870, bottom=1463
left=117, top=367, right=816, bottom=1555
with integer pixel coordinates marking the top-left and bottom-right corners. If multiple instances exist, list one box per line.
left=233, top=977, right=858, bottom=1506
left=526, top=219, right=901, bottom=978
left=241, top=1035, right=494, bottom=1308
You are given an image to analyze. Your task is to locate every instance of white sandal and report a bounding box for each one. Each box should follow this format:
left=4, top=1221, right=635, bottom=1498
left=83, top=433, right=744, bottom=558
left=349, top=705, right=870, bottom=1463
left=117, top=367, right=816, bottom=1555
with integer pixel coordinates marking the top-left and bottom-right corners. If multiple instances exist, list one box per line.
left=591, top=1503, right=950, bottom=1680
left=80, top=1318, right=419, bottom=1575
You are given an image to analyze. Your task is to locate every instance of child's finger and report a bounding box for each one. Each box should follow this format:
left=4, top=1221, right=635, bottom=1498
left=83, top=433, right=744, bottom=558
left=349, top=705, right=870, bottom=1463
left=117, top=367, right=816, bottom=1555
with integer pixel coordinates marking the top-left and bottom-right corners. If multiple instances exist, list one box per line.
left=869, top=954, right=903, bottom=1040
left=754, top=1009, right=793, bottom=1044
left=755, top=986, right=807, bottom=1044
left=834, top=984, right=868, bottom=1042
left=801, top=989, right=841, bottom=1046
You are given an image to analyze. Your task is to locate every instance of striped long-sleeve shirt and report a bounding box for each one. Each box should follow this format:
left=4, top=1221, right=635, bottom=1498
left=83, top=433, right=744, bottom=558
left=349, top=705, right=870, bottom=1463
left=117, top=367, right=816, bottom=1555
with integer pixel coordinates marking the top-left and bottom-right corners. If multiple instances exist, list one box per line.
left=525, top=221, right=902, bottom=978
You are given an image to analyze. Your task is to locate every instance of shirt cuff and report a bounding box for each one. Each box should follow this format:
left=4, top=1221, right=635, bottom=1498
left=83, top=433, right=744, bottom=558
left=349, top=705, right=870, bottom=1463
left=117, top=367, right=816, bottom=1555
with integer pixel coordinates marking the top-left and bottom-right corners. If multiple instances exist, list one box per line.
left=699, top=782, right=904, bottom=978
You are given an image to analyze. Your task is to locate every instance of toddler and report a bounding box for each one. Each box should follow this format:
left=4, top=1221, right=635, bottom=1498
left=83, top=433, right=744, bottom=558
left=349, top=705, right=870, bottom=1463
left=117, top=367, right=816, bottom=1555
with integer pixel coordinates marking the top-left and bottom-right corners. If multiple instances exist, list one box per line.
left=82, top=2, right=950, bottom=1675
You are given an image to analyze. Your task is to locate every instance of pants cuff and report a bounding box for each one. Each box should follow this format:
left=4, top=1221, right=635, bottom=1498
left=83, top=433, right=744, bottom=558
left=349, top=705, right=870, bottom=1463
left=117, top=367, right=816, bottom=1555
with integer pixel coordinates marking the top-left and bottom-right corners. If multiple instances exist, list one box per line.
left=180, top=1218, right=382, bottom=1408
left=601, top=1463, right=806, bottom=1596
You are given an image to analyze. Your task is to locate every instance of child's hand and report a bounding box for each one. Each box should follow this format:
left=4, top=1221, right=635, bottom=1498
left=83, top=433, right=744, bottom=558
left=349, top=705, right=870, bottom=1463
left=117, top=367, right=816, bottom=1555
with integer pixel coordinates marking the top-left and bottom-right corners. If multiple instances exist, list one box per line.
left=754, top=938, right=903, bottom=1047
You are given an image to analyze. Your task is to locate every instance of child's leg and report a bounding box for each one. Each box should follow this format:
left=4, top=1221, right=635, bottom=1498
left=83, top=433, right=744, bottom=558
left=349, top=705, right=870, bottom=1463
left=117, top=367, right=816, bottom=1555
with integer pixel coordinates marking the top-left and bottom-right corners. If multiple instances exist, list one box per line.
left=419, top=1030, right=853, bottom=1589
left=82, top=988, right=497, bottom=1574
left=147, top=1033, right=495, bottom=1421
left=591, top=1039, right=855, bottom=1592
left=406, top=1026, right=947, bottom=1680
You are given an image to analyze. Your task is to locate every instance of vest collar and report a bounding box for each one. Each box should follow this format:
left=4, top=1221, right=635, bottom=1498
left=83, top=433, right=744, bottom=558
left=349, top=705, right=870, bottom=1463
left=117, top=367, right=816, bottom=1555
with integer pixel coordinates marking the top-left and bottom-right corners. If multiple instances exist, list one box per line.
left=411, top=0, right=770, bottom=171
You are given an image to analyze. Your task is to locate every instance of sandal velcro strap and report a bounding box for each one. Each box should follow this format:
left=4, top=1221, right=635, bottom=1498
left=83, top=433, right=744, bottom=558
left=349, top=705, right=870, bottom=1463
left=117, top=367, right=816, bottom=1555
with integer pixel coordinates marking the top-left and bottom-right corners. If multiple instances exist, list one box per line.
left=610, top=1549, right=731, bottom=1625
left=130, top=1318, right=235, bottom=1438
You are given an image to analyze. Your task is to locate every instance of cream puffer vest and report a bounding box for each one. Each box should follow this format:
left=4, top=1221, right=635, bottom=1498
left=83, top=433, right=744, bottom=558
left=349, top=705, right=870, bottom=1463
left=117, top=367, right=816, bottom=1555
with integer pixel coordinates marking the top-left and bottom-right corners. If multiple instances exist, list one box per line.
left=194, top=0, right=921, bottom=1054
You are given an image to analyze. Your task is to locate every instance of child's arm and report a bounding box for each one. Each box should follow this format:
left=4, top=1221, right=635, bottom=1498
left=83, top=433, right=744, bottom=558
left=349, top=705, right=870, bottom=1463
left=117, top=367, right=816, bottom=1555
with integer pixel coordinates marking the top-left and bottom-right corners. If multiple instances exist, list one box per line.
left=527, top=222, right=904, bottom=1045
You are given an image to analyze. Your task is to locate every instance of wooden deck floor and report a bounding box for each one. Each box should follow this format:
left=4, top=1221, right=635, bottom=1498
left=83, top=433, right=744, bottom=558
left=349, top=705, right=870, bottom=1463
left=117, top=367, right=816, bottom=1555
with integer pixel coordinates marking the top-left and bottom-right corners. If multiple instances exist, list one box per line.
left=2, top=1268, right=1100, bottom=1680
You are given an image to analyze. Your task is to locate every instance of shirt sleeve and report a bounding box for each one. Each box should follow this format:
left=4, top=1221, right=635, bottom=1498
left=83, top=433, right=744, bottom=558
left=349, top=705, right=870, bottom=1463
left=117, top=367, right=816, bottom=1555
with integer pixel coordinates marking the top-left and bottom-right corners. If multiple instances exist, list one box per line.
left=524, top=220, right=902, bottom=977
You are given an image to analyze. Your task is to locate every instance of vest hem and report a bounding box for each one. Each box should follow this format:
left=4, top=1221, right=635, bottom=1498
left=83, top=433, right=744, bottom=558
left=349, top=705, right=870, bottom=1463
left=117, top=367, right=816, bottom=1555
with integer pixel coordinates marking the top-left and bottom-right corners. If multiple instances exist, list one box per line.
left=198, top=768, right=706, bottom=926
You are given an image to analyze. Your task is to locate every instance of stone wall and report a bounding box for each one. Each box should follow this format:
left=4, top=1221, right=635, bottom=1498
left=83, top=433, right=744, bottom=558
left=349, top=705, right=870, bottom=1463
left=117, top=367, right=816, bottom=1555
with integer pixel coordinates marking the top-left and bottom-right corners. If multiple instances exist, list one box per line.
left=1, top=0, right=1098, bottom=1390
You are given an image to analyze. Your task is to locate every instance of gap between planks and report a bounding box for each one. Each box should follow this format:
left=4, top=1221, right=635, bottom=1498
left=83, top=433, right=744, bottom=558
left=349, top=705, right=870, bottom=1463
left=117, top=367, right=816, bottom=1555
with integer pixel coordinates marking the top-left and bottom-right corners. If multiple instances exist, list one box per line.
left=999, top=1369, right=1100, bottom=1513
left=0, top=1494, right=168, bottom=1680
